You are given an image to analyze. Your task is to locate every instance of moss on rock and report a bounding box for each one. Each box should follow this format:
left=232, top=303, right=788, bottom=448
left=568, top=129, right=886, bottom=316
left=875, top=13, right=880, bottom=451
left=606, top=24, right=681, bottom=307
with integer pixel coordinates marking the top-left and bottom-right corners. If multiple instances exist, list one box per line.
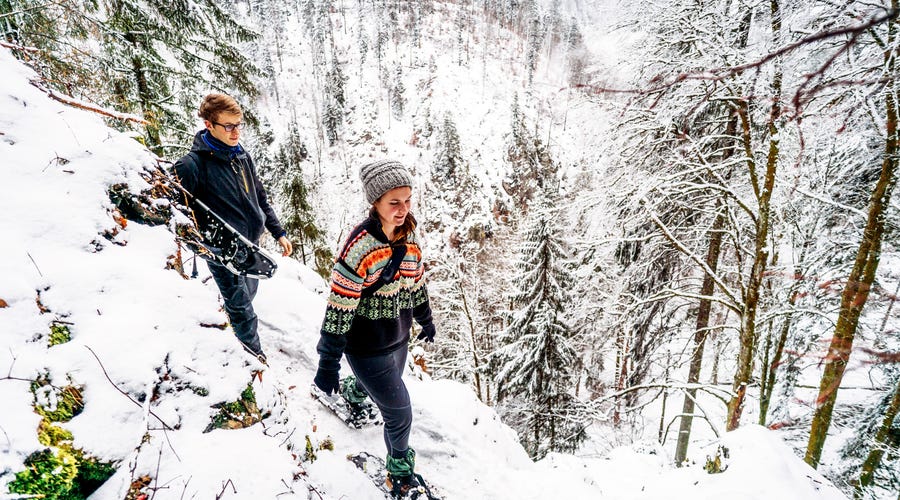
left=31, top=375, right=84, bottom=422
left=37, top=419, right=74, bottom=446
left=205, top=382, right=269, bottom=433
left=7, top=445, right=115, bottom=499
left=49, top=322, right=72, bottom=346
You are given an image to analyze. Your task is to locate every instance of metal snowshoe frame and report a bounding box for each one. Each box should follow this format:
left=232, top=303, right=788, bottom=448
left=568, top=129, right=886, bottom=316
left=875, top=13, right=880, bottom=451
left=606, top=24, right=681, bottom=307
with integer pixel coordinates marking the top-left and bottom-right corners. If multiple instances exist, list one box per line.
left=348, top=452, right=441, bottom=500
left=154, top=160, right=278, bottom=279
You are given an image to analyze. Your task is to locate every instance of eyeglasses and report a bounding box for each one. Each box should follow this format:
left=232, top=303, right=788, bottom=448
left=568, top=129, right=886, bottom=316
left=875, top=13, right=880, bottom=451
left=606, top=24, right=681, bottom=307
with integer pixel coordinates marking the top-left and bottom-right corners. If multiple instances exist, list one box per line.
left=212, top=121, right=245, bottom=132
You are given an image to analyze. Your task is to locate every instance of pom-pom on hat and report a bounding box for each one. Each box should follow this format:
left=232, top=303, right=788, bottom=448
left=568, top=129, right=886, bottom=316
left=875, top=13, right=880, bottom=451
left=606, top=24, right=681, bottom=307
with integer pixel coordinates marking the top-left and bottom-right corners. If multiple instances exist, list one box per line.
left=359, top=160, right=413, bottom=204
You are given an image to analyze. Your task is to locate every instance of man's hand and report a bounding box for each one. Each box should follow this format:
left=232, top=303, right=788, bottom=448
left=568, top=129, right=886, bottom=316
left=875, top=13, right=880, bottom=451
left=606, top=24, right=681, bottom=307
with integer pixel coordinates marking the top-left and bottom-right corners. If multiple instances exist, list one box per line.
left=278, top=236, right=293, bottom=257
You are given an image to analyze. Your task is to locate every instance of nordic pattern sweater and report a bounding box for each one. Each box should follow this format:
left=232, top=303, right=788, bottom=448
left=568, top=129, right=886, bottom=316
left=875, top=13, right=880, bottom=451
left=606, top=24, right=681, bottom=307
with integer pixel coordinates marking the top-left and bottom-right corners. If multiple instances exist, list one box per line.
left=318, top=216, right=434, bottom=359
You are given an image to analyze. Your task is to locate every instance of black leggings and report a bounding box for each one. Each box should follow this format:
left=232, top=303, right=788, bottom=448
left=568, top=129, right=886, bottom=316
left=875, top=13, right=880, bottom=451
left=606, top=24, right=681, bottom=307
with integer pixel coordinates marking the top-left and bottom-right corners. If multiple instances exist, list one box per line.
left=346, top=347, right=412, bottom=458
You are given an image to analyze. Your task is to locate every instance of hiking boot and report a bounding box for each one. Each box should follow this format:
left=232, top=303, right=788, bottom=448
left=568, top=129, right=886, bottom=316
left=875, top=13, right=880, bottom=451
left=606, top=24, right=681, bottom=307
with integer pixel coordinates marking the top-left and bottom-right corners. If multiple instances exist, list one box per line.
left=385, top=448, right=418, bottom=496
left=340, top=375, right=369, bottom=407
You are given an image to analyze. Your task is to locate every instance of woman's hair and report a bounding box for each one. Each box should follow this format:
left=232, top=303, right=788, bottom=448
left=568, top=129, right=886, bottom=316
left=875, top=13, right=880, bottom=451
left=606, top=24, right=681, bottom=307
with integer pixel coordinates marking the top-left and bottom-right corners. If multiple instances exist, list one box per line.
left=369, top=206, right=417, bottom=243
left=198, top=93, right=242, bottom=122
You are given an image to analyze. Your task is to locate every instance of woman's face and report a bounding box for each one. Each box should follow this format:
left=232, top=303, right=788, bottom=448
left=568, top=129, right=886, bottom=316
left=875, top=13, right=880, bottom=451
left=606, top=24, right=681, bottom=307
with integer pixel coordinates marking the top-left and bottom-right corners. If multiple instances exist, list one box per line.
left=373, top=186, right=412, bottom=230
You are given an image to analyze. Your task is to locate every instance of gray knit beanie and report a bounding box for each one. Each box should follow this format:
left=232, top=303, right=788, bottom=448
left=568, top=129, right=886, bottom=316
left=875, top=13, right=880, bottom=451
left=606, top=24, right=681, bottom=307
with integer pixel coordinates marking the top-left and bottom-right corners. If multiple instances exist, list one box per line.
left=359, top=159, right=413, bottom=204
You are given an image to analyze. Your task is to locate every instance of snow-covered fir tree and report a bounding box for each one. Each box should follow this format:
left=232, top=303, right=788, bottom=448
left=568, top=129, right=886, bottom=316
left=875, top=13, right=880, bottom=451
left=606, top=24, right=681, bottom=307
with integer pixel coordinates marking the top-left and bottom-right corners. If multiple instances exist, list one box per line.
left=494, top=182, right=588, bottom=459
left=390, top=63, right=406, bottom=119
left=432, top=112, right=463, bottom=188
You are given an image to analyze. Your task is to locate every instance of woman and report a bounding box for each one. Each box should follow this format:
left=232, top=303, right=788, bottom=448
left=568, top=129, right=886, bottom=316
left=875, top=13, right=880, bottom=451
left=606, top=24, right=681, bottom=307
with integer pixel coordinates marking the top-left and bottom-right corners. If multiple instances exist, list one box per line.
left=314, top=159, right=436, bottom=495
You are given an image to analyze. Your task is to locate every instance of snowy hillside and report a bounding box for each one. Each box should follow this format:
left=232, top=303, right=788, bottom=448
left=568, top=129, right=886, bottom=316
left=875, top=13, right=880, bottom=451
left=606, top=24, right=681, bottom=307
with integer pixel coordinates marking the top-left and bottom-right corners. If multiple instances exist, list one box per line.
left=0, top=47, right=852, bottom=499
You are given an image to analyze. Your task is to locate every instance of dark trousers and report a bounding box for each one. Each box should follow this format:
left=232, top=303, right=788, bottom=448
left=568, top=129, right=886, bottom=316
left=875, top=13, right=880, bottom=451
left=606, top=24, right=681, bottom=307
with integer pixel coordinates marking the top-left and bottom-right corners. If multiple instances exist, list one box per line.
left=347, top=347, right=412, bottom=458
left=207, top=260, right=261, bottom=355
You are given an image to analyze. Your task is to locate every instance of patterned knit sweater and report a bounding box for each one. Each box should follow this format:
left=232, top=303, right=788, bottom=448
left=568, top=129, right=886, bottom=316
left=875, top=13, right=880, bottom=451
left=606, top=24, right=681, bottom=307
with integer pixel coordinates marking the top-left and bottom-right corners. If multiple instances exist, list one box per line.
left=318, top=216, right=434, bottom=358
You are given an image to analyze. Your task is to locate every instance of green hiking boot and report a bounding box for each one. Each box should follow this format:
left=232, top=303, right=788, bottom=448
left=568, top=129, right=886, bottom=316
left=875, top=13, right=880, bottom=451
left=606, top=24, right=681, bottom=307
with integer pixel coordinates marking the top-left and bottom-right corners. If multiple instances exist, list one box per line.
left=340, top=375, right=369, bottom=406
left=385, top=448, right=419, bottom=495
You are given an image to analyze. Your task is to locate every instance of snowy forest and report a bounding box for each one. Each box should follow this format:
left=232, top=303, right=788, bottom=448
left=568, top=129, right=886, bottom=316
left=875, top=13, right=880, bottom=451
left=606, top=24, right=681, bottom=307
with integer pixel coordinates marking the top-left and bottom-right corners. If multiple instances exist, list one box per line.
left=1, top=0, right=899, bottom=498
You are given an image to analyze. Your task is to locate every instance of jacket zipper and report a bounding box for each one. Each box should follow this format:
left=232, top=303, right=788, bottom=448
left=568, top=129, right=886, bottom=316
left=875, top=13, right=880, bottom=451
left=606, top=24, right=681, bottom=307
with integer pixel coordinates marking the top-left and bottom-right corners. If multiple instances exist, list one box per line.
left=231, top=157, right=250, bottom=193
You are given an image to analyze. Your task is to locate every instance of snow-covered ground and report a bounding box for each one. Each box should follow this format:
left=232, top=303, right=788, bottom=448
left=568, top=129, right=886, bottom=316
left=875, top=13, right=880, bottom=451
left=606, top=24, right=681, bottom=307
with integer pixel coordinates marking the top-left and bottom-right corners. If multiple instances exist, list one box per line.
left=0, top=46, right=849, bottom=499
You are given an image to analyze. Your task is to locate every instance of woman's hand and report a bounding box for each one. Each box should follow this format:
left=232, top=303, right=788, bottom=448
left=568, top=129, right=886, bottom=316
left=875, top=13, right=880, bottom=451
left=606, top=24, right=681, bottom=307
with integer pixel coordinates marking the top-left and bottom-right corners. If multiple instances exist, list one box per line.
left=314, top=368, right=340, bottom=395
left=417, top=324, right=436, bottom=343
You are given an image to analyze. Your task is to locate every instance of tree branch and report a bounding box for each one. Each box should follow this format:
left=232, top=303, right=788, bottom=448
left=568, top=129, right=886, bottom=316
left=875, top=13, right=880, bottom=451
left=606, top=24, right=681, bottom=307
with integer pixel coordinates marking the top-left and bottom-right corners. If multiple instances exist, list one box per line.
left=29, top=78, right=148, bottom=124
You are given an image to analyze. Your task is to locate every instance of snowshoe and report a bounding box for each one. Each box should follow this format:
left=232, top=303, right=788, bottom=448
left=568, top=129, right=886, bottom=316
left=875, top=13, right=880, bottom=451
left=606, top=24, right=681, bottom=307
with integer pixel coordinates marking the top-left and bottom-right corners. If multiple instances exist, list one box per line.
left=311, top=378, right=381, bottom=428
left=348, top=451, right=442, bottom=499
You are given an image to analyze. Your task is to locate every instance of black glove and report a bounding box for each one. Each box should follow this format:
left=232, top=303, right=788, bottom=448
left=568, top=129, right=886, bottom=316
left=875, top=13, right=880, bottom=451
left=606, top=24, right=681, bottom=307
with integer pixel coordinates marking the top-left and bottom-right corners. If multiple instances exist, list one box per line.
left=315, top=333, right=345, bottom=395
left=416, top=323, right=436, bottom=343
left=314, top=366, right=340, bottom=395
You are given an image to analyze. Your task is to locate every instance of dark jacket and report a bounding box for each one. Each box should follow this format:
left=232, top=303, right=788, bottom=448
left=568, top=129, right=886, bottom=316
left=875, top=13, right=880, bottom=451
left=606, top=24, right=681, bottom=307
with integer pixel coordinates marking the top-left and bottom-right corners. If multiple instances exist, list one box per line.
left=173, top=130, right=285, bottom=243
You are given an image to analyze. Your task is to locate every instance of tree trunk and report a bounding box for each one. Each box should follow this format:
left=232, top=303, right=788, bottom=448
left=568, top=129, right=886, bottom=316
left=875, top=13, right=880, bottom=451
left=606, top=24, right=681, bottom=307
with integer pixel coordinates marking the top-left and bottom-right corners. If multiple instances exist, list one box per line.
left=613, top=328, right=629, bottom=426
left=125, top=32, right=161, bottom=154
left=457, top=279, right=484, bottom=402
left=805, top=7, right=899, bottom=463
left=856, top=377, right=900, bottom=494
left=759, top=225, right=816, bottom=425
left=726, top=0, right=782, bottom=432
left=673, top=211, right=724, bottom=464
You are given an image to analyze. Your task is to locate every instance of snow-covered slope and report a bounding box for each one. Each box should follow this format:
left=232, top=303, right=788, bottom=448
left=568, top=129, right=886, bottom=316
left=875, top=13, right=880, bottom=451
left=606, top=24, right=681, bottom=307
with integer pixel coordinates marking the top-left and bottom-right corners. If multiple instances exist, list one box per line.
left=0, top=48, right=848, bottom=500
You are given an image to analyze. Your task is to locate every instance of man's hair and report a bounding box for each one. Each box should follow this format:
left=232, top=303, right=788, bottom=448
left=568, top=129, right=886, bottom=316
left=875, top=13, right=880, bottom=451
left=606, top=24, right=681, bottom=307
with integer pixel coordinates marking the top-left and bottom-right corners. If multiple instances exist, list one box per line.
left=198, top=93, right=242, bottom=122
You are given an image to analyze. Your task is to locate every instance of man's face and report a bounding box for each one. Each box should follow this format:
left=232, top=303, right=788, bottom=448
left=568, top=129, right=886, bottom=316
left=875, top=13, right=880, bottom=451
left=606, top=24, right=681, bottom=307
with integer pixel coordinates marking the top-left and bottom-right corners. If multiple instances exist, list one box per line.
left=204, top=111, right=242, bottom=147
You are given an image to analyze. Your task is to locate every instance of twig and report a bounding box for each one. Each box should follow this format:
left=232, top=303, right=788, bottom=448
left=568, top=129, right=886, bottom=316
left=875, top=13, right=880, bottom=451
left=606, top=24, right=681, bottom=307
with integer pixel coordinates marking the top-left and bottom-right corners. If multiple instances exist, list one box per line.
left=26, top=252, right=43, bottom=277
left=306, top=482, right=326, bottom=500
left=215, top=479, right=237, bottom=499
left=84, top=346, right=174, bottom=430
left=179, top=476, right=192, bottom=500
left=279, top=427, right=296, bottom=448
left=1, top=352, right=35, bottom=385
left=150, top=446, right=163, bottom=500
left=84, top=345, right=181, bottom=463
left=0, top=423, right=11, bottom=449
left=0, top=2, right=50, bottom=20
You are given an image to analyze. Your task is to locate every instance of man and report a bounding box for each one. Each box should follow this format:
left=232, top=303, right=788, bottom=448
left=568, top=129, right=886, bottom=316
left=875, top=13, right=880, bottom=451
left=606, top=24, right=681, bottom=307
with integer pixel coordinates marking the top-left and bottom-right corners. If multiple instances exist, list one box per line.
left=174, top=93, right=292, bottom=364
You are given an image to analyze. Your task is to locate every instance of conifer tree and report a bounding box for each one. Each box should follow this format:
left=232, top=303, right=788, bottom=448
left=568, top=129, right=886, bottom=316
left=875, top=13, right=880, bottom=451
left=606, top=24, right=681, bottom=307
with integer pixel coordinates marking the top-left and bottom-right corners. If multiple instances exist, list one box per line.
left=494, top=184, right=587, bottom=459
left=99, top=0, right=261, bottom=154
left=564, top=18, right=587, bottom=86
left=390, top=63, right=406, bottom=119
left=504, top=94, right=555, bottom=211
left=356, top=6, right=368, bottom=67
left=433, top=112, right=463, bottom=187
left=525, top=7, right=542, bottom=86
left=322, top=55, right=346, bottom=145
left=0, top=1, right=99, bottom=97
left=275, top=126, right=331, bottom=277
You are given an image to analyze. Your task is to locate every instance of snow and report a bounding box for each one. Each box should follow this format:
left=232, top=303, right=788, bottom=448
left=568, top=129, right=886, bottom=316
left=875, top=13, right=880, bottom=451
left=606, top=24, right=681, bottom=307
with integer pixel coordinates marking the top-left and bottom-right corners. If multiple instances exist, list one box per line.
left=0, top=30, right=849, bottom=500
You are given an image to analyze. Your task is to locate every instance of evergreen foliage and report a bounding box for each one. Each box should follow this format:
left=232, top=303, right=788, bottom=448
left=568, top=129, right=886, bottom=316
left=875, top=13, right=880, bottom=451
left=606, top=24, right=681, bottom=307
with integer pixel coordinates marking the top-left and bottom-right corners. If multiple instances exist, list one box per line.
left=432, top=112, right=463, bottom=187
left=275, top=127, right=332, bottom=277
left=0, top=0, right=100, bottom=97
left=1, top=0, right=261, bottom=156
left=390, top=63, right=406, bottom=119
left=834, top=368, right=900, bottom=498
left=494, top=185, right=587, bottom=459
left=504, top=94, right=555, bottom=211
left=323, top=55, right=347, bottom=145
